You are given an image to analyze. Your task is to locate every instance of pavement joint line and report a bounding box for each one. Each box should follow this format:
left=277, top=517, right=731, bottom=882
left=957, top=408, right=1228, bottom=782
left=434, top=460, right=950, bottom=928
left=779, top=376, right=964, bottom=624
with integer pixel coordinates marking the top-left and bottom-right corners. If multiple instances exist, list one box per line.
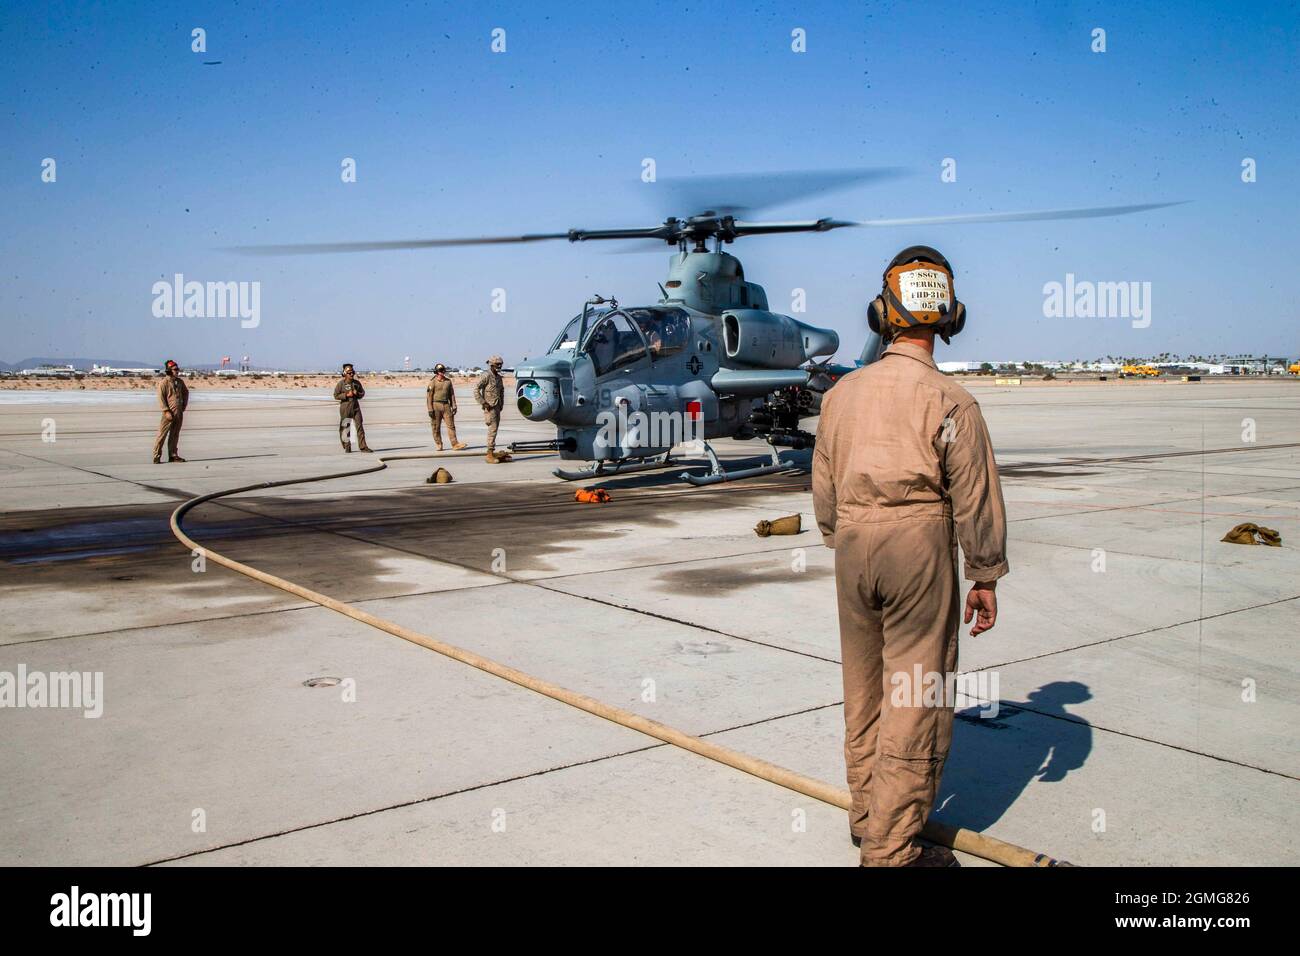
left=1012, top=498, right=1300, bottom=521
left=529, top=581, right=843, bottom=665
left=999, top=441, right=1300, bottom=470
left=0, top=577, right=518, bottom=649
left=138, top=699, right=847, bottom=866
left=1008, top=482, right=1300, bottom=524
left=1009, top=536, right=1287, bottom=565
left=949, top=697, right=1300, bottom=782
left=0, top=446, right=196, bottom=501
left=1018, top=465, right=1300, bottom=481
left=975, top=593, right=1300, bottom=672
left=1052, top=462, right=1300, bottom=481
left=529, top=542, right=828, bottom=583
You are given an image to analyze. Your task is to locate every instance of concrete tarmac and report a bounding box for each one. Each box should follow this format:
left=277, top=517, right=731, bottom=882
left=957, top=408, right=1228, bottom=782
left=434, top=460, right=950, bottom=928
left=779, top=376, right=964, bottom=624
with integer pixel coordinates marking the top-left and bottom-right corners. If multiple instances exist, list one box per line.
left=1, top=379, right=1297, bottom=866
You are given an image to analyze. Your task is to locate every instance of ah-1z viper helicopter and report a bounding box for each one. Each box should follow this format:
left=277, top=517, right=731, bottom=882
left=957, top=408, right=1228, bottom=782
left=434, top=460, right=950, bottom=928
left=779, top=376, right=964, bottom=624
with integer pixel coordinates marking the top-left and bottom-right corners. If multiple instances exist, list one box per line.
left=243, top=170, right=1178, bottom=484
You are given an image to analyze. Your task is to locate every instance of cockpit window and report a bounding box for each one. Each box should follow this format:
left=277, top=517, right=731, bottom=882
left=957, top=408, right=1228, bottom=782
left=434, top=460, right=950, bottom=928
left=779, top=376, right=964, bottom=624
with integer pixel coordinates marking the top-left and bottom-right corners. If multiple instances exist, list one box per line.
left=625, top=308, right=691, bottom=359
left=584, top=312, right=647, bottom=376
left=549, top=310, right=608, bottom=353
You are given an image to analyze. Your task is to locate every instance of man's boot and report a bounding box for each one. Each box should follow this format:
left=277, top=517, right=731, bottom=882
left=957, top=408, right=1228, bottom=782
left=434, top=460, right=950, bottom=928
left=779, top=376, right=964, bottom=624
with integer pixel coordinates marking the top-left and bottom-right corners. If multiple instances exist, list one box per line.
left=452, top=442, right=467, bottom=450
left=170, top=456, right=187, bottom=463
left=904, top=845, right=959, bottom=868
left=152, top=457, right=162, bottom=464
left=485, top=450, right=499, bottom=463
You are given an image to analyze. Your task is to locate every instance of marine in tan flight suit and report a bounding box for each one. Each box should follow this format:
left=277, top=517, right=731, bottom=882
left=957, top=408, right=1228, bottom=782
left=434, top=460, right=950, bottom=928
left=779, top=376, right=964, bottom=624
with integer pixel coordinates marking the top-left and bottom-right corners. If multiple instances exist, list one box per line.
left=333, top=364, right=372, bottom=453
left=152, top=359, right=189, bottom=463
left=813, top=246, right=1008, bottom=868
left=474, top=355, right=506, bottom=462
left=426, top=364, right=466, bottom=451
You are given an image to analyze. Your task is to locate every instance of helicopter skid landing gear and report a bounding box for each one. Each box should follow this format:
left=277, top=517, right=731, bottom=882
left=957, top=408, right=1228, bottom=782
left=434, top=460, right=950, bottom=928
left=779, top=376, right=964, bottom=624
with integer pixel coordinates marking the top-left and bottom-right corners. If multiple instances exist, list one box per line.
left=681, top=442, right=791, bottom=486
left=553, top=452, right=676, bottom=481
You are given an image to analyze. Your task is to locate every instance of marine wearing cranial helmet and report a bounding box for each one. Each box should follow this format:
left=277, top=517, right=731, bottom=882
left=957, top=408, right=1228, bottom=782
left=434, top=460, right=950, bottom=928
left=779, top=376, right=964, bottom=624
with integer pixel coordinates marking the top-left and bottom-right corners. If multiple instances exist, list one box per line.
left=815, top=245, right=1006, bottom=867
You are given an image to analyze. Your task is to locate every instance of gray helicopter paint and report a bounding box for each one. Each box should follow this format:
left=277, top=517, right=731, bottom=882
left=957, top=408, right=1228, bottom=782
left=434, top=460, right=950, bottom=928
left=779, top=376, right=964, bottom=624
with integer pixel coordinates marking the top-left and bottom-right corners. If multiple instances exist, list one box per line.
left=660, top=250, right=769, bottom=314
left=710, top=368, right=811, bottom=396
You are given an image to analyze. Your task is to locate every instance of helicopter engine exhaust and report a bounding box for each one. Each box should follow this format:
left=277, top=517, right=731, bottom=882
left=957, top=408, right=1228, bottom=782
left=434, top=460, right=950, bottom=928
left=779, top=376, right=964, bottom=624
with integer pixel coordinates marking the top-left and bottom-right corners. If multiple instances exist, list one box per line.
left=722, top=311, right=839, bottom=369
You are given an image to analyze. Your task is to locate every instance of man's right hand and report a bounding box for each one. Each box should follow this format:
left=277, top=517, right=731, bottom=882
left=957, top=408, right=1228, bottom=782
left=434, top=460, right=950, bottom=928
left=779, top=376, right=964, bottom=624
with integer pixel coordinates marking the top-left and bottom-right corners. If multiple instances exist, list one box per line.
left=964, top=582, right=998, bottom=636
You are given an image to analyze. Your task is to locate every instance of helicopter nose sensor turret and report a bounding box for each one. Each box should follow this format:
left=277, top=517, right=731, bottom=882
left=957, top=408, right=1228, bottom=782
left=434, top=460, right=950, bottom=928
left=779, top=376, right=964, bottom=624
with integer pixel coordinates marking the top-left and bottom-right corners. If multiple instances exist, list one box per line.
left=517, top=377, right=562, bottom=421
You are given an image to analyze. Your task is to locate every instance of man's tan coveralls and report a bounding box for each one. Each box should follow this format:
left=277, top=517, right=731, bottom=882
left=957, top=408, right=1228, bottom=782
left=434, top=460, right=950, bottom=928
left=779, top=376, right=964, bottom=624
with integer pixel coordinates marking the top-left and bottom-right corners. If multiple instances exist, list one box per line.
left=426, top=375, right=460, bottom=449
left=153, top=374, right=189, bottom=462
left=474, top=367, right=505, bottom=453
left=812, top=338, right=1008, bottom=866
left=333, top=376, right=369, bottom=451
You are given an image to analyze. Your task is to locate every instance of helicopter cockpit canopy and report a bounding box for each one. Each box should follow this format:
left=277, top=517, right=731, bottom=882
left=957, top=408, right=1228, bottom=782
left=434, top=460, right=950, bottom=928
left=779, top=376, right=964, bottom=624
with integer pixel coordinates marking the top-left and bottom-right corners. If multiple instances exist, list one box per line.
left=585, top=312, right=646, bottom=376
left=549, top=306, right=693, bottom=370
left=583, top=307, right=693, bottom=376
left=549, top=309, right=609, bottom=353
left=624, top=308, right=690, bottom=359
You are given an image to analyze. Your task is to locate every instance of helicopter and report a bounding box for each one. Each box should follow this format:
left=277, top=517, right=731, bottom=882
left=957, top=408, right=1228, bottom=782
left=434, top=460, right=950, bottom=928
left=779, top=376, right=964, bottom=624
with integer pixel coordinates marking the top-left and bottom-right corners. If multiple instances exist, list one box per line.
left=241, top=170, right=1180, bottom=484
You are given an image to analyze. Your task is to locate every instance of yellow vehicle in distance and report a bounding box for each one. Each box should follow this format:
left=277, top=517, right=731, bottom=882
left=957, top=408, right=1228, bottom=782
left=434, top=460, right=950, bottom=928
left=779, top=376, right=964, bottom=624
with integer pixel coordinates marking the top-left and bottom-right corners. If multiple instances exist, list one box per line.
left=1120, top=364, right=1161, bottom=378
left=1289, top=362, right=1300, bottom=375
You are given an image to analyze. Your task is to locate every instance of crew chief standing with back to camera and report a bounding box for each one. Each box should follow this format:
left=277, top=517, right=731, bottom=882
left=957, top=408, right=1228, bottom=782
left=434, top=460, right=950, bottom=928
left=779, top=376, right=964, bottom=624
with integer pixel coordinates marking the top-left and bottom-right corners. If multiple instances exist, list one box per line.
left=813, top=246, right=1009, bottom=868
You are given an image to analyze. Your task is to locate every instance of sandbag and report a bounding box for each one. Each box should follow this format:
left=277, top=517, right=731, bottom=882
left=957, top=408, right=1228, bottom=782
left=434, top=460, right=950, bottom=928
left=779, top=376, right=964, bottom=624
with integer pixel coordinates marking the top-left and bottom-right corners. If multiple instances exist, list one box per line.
left=755, top=514, right=801, bottom=537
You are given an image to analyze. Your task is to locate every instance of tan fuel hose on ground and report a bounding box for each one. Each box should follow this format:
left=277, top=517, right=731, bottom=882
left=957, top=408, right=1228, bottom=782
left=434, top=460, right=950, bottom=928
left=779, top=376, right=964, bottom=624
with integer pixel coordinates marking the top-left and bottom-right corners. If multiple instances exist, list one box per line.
left=170, top=449, right=1070, bottom=867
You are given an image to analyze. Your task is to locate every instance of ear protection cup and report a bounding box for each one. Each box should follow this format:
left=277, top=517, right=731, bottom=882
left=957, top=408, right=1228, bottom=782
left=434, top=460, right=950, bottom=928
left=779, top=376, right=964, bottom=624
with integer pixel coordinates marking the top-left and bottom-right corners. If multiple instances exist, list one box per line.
left=867, top=296, right=887, bottom=334
left=949, top=300, right=966, bottom=337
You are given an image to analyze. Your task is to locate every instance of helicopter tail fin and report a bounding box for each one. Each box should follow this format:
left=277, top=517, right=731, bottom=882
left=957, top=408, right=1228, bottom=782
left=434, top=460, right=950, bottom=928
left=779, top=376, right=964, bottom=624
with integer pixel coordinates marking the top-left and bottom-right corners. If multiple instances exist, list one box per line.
left=857, top=330, right=885, bottom=367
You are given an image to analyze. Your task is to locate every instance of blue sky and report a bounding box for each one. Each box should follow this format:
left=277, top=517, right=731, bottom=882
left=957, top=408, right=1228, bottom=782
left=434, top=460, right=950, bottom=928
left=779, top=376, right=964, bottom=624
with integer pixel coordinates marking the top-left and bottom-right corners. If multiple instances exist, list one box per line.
left=2, top=0, right=1297, bottom=368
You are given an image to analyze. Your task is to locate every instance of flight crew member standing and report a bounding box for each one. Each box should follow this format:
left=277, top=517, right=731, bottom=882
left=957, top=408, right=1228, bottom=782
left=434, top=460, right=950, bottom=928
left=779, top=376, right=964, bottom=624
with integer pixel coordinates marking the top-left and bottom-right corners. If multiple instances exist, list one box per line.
left=426, top=364, right=467, bottom=451
left=333, top=363, right=372, bottom=453
left=152, top=359, right=189, bottom=463
left=474, top=355, right=506, bottom=462
left=813, top=246, right=1008, bottom=868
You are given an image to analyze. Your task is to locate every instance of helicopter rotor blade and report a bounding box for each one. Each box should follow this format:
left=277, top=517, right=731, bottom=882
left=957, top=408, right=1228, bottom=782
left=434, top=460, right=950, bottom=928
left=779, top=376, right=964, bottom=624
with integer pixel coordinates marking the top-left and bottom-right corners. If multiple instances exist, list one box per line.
left=729, top=218, right=858, bottom=237
left=232, top=225, right=675, bottom=256
left=844, top=201, right=1187, bottom=229
left=652, top=167, right=907, bottom=217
